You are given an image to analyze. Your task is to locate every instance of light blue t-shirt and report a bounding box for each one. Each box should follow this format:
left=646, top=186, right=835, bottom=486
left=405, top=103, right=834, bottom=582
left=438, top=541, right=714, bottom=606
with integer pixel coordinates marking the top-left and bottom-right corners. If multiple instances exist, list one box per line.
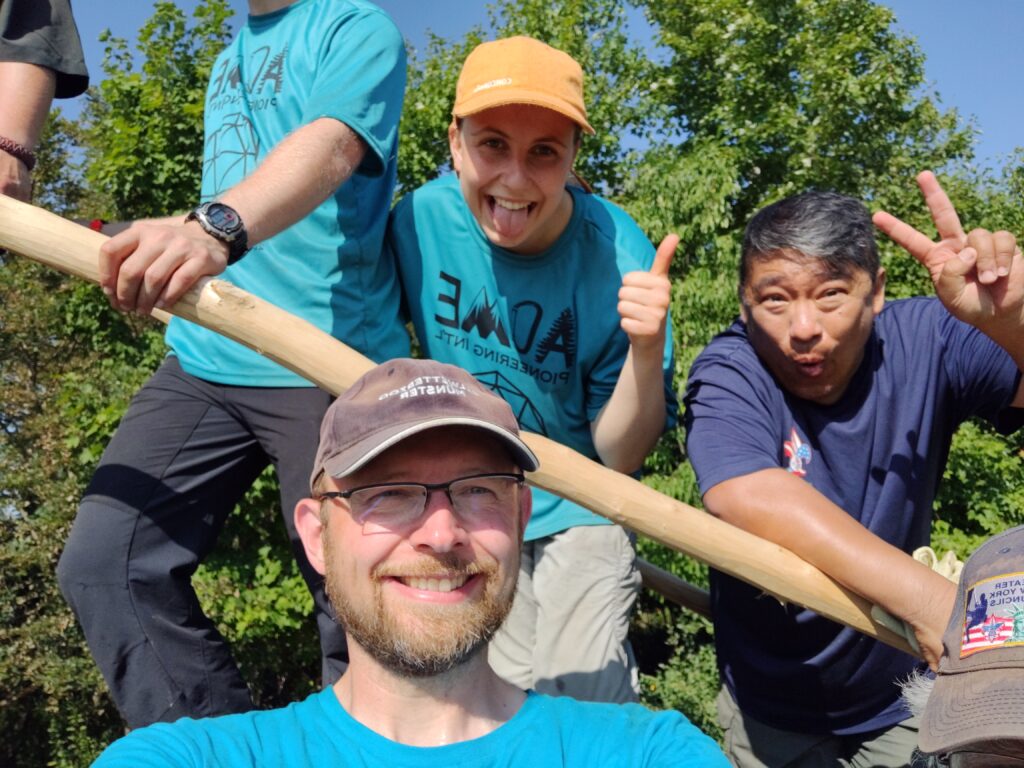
left=166, top=0, right=410, bottom=386
left=93, top=688, right=728, bottom=767
left=390, top=175, right=677, bottom=540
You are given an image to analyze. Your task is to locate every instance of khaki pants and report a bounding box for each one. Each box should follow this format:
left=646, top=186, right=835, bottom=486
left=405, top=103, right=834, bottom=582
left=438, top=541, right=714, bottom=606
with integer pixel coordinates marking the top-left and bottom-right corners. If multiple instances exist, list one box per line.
left=488, top=524, right=641, bottom=703
left=717, top=687, right=921, bottom=768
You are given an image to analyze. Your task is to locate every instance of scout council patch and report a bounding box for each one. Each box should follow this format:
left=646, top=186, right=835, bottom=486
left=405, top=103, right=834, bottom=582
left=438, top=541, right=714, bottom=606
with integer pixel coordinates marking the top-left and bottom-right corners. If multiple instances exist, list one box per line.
left=960, top=570, right=1024, bottom=658
left=783, top=427, right=812, bottom=477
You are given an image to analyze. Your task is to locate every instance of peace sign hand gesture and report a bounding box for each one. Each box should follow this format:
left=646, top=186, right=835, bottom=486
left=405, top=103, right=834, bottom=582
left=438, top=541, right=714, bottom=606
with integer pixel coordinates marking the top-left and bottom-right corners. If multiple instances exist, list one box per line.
left=872, top=171, right=1024, bottom=339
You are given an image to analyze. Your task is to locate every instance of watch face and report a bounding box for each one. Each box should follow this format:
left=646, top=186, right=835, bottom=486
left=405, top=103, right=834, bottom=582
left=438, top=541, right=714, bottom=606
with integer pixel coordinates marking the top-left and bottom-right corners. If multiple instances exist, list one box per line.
left=205, top=203, right=241, bottom=234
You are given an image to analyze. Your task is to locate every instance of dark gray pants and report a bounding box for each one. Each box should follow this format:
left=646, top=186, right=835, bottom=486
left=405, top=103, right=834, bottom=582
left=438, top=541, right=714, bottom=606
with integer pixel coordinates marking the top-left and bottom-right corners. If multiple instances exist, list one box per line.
left=57, top=357, right=344, bottom=728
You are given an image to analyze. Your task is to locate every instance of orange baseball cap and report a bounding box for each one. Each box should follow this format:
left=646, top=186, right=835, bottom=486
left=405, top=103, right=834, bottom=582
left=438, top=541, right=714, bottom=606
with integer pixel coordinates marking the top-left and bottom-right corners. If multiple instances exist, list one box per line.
left=452, top=36, right=595, bottom=134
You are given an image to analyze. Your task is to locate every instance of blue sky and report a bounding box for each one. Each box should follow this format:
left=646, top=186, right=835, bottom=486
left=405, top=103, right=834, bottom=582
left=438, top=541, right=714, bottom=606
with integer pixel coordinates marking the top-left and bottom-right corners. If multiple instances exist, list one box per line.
left=69, top=1, right=1022, bottom=171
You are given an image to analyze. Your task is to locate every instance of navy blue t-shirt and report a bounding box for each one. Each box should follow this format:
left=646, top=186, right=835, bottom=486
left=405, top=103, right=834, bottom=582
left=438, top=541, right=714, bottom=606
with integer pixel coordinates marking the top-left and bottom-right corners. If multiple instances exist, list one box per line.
left=684, top=297, right=1023, bottom=735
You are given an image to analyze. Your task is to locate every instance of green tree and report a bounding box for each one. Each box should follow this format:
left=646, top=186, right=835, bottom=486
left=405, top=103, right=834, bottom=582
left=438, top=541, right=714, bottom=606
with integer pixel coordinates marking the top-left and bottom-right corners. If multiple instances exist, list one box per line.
left=0, top=111, right=160, bottom=765
left=81, top=0, right=233, bottom=218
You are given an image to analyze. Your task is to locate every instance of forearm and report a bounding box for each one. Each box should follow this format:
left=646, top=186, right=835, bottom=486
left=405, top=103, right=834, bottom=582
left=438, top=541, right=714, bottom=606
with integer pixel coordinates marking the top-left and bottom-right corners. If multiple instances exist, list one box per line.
left=0, top=62, right=56, bottom=200
left=980, top=320, right=1024, bottom=408
left=217, top=116, right=367, bottom=246
left=704, top=469, right=956, bottom=631
left=0, top=61, right=56, bottom=146
left=591, top=342, right=669, bottom=473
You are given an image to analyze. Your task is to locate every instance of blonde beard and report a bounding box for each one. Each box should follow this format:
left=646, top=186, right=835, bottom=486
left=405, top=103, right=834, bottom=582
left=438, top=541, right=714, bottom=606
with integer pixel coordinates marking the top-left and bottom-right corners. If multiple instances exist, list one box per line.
left=325, top=546, right=519, bottom=678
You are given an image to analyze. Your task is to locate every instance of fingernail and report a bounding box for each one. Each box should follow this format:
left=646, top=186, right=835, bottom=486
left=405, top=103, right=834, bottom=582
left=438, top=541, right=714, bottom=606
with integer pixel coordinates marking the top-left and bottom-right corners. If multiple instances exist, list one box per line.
left=997, top=266, right=1009, bottom=277
left=102, top=287, right=112, bottom=297
left=980, top=270, right=995, bottom=283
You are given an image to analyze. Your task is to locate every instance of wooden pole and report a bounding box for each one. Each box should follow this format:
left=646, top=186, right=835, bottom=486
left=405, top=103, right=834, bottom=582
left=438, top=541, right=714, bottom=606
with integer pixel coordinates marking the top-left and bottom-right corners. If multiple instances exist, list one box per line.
left=637, top=560, right=711, bottom=618
left=0, top=195, right=918, bottom=656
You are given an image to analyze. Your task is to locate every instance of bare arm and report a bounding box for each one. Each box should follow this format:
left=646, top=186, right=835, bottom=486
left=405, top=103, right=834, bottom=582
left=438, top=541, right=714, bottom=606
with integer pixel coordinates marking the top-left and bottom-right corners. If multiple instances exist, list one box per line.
left=99, top=117, right=368, bottom=315
left=0, top=61, right=56, bottom=201
left=592, top=234, right=678, bottom=472
left=704, top=469, right=956, bottom=668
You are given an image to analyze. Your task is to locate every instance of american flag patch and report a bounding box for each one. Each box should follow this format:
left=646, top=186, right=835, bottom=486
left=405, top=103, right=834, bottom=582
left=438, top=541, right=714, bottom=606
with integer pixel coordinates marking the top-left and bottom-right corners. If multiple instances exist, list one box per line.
left=959, top=570, right=1024, bottom=659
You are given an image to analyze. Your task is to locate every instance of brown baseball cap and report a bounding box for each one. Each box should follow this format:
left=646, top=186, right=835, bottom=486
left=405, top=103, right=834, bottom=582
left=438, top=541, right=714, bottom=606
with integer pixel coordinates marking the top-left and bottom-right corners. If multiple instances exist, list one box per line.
left=310, top=358, right=539, bottom=491
left=452, top=36, right=595, bottom=134
left=918, top=524, right=1024, bottom=755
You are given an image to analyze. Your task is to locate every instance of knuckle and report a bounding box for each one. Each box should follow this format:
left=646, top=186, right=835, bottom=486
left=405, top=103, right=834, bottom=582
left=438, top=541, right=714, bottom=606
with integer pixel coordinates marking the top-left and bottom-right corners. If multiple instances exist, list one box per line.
left=119, top=263, right=144, bottom=282
left=143, top=271, right=165, bottom=293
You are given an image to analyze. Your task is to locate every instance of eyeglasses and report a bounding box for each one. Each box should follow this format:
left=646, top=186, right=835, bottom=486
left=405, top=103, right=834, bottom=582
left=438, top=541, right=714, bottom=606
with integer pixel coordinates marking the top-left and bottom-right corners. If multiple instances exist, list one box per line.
left=315, top=473, right=525, bottom=533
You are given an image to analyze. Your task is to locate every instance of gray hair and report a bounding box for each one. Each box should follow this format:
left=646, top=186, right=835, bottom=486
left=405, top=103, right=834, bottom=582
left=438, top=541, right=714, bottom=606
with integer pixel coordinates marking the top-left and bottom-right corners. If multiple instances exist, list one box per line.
left=740, top=191, right=880, bottom=287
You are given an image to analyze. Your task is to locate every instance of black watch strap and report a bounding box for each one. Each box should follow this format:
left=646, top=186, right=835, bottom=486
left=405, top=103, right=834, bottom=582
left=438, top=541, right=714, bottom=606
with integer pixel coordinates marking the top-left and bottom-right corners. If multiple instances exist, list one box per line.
left=186, top=202, right=249, bottom=264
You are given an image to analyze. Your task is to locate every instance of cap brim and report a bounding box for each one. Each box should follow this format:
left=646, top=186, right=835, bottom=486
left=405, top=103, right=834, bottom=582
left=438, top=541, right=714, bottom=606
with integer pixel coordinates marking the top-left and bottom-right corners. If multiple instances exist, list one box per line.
left=453, top=89, right=595, bottom=134
left=919, top=666, right=1024, bottom=753
left=320, top=417, right=540, bottom=479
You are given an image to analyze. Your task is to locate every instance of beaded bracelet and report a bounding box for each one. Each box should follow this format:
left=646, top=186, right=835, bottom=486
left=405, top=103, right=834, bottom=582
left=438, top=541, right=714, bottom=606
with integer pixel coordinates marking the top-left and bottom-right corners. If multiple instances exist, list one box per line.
left=0, top=135, right=37, bottom=172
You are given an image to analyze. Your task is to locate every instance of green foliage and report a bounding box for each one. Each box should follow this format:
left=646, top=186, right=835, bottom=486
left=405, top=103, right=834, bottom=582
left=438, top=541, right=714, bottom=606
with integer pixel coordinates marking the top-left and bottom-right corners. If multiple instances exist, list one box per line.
left=31, top=110, right=87, bottom=214
left=639, top=616, right=721, bottom=740
left=81, top=0, right=233, bottom=218
left=397, top=32, right=484, bottom=192
left=0, top=256, right=143, bottom=765
left=193, top=468, right=320, bottom=709
left=932, top=421, right=1024, bottom=556
left=645, top=0, right=972, bottom=217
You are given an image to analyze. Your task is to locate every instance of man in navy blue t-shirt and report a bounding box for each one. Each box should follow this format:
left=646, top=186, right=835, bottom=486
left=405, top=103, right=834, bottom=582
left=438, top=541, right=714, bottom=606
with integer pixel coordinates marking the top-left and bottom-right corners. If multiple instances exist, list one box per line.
left=684, top=172, right=1024, bottom=767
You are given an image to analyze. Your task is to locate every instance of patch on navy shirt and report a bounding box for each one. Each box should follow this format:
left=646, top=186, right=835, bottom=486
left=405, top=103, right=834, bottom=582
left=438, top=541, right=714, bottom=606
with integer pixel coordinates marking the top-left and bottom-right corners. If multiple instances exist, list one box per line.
left=783, top=427, right=812, bottom=477
left=961, top=571, right=1024, bottom=658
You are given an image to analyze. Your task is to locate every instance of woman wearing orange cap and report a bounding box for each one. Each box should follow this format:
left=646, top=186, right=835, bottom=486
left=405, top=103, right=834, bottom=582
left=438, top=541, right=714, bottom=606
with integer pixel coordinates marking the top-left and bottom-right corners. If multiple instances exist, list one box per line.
left=390, top=36, right=679, bottom=703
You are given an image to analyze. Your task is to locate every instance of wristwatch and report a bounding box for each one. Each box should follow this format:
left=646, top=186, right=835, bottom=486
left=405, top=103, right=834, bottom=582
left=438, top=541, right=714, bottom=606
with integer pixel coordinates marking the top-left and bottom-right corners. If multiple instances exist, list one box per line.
left=186, top=202, right=249, bottom=264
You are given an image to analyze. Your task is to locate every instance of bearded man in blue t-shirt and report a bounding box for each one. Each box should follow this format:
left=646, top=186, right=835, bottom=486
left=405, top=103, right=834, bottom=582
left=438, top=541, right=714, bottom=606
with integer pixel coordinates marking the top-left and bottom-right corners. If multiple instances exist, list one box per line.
left=56, top=0, right=409, bottom=730
left=684, top=172, right=1024, bottom=767
left=92, top=358, right=728, bottom=768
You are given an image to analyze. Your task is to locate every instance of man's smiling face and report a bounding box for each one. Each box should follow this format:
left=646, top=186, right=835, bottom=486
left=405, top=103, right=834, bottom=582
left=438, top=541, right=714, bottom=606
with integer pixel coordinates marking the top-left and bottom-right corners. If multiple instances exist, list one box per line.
left=316, top=426, right=529, bottom=676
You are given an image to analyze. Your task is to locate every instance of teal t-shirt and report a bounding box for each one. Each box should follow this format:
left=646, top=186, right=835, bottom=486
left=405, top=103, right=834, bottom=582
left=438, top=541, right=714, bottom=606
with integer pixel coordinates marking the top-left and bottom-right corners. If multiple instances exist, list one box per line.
left=93, top=688, right=728, bottom=767
left=389, top=175, right=677, bottom=539
left=166, top=0, right=410, bottom=386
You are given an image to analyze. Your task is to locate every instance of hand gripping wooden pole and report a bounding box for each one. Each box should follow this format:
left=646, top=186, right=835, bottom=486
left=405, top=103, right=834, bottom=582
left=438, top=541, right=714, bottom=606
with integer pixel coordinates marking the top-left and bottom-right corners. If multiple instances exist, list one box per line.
left=0, top=195, right=917, bottom=656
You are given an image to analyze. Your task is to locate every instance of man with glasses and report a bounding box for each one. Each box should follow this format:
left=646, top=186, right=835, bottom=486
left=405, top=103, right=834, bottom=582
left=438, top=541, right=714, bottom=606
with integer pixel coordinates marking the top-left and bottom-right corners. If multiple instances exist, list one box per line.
left=93, top=358, right=727, bottom=767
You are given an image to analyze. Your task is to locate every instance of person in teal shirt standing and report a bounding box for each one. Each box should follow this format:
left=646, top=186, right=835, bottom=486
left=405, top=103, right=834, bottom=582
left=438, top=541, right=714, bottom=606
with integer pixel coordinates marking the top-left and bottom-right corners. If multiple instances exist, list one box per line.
left=57, top=0, right=408, bottom=729
left=92, top=358, right=726, bottom=767
left=390, top=36, right=678, bottom=702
